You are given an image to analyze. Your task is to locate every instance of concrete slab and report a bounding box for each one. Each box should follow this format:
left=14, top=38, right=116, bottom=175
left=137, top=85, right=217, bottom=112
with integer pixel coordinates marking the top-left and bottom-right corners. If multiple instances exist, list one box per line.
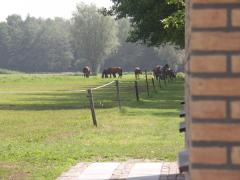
left=78, top=163, right=120, bottom=180
left=127, top=163, right=163, bottom=180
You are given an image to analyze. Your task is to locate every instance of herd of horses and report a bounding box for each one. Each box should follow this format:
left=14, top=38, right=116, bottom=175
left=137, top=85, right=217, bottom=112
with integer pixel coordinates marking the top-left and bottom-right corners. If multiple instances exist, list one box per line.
left=82, top=65, right=176, bottom=80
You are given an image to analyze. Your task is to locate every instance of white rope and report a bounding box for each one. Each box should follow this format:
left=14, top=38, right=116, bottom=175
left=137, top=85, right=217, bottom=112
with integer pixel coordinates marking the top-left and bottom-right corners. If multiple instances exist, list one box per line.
left=0, top=89, right=87, bottom=95
left=91, top=81, right=115, bottom=90
left=0, top=81, right=116, bottom=94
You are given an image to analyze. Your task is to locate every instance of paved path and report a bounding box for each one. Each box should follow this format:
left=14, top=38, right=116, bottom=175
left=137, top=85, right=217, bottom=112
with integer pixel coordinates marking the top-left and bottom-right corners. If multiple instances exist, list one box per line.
left=57, top=160, right=184, bottom=180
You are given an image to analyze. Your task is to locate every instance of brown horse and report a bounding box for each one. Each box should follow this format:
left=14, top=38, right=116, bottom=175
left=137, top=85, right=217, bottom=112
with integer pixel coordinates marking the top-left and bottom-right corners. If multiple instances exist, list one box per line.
left=83, top=66, right=91, bottom=78
left=134, top=67, right=142, bottom=79
left=153, top=65, right=162, bottom=80
left=102, top=67, right=123, bottom=78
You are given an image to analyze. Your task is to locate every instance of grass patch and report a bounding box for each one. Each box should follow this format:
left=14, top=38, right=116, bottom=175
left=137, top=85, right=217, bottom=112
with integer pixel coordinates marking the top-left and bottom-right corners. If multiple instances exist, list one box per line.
left=0, top=74, right=184, bottom=179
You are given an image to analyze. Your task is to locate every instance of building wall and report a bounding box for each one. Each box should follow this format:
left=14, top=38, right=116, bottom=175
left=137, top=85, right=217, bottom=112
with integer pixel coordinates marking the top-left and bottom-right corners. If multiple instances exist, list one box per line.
left=187, top=0, right=240, bottom=179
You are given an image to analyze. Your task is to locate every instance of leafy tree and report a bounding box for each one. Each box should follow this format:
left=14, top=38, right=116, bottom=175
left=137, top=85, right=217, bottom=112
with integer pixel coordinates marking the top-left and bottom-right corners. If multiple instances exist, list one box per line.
left=103, top=0, right=185, bottom=47
left=0, top=22, right=10, bottom=68
left=0, top=15, right=73, bottom=72
left=71, top=3, right=119, bottom=74
left=154, top=43, right=185, bottom=70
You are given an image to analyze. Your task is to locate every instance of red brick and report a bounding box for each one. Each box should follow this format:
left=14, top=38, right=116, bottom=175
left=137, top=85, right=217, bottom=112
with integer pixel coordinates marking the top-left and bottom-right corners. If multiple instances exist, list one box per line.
left=231, top=101, right=240, bottom=119
left=192, top=9, right=227, bottom=28
left=232, top=9, right=240, bottom=27
left=191, top=32, right=240, bottom=51
left=231, top=55, right=240, bottom=73
left=191, top=124, right=240, bottom=142
left=190, top=56, right=227, bottom=73
left=191, top=170, right=240, bottom=180
left=191, top=147, right=227, bottom=164
left=191, top=100, right=226, bottom=119
left=231, top=146, right=240, bottom=165
left=191, top=78, right=240, bottom=96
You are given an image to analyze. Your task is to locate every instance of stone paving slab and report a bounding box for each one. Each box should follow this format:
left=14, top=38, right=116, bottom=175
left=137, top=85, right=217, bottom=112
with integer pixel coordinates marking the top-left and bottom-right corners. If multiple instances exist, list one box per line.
left=57, top=160, right=185, bottom=180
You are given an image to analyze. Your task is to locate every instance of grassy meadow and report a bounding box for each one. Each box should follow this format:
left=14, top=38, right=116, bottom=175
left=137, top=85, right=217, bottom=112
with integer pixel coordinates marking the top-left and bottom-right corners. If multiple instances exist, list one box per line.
left=0, top=74, right=184, bottom=179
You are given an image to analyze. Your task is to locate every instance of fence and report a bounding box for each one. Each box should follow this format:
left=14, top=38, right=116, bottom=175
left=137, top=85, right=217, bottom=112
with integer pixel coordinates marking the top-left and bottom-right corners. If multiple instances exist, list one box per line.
left=0, top=71, right=176, bottom=127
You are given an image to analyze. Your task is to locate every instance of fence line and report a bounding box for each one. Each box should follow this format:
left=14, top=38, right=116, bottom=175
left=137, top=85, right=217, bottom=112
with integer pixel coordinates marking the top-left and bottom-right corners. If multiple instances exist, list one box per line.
left=91, top=81, right=115, bottom=90
left=1, top=72, right=177, bottom=126
left=0, top=81, right=116, bottom=95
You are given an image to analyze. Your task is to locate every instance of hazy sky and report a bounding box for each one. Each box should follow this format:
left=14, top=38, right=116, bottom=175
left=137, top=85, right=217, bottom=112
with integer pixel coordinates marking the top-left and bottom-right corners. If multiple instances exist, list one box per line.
left=0, top=0, right=113, bottom=21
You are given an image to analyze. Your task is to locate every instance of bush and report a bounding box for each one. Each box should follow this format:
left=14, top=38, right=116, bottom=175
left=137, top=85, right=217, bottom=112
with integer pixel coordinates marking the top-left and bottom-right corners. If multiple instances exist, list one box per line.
left=176, top=72, right=185, bottom=80
left=0, top=69, right=23, bottom=74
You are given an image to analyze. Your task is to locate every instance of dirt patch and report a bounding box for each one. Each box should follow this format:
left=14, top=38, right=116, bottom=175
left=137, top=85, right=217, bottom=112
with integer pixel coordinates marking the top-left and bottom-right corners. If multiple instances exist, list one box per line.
left=9, top=172, right=31, bottom=180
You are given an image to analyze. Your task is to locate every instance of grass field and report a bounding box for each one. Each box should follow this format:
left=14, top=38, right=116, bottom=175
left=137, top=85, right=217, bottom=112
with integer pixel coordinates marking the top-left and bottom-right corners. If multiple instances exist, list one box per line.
left=0, top=74, right=184, bottom=179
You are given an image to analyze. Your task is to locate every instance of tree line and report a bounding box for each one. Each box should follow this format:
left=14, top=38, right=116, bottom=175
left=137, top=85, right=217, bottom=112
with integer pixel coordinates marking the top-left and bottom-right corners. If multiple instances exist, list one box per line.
left=0, top=3, right=184, bottom=73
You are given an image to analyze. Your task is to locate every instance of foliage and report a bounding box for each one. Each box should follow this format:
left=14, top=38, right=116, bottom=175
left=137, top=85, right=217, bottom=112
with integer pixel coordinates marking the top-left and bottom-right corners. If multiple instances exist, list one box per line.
left=154, top=43, right=185, bottom=69
left=0, top=68, right=23, bottom=74
left=0, top=3, right=185, bottom=73
left=0, top=74, right=184, bottom=179
left=71, top=4, right=119, bottom=74
left=104, top=0, right=185, bottom=47
left=176, top=72, right=185, bottom=80
left=0, top=15, right=73, bottom=72
left=103, top=19, right=185, bottom=71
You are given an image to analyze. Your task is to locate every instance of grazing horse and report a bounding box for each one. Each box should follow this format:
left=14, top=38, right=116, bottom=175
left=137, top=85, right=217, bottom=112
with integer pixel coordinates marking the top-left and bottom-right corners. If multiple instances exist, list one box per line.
left=134, top=67, right=142, bottom=79
left=102, top=69, right=110, bottom=78
left=153, top=65, right=162, bottom=80
left=102, top=67, right=123, bottom=78
left=83, top=66, right=91, bottom=78
left=162, top=64, right=176, bottom=80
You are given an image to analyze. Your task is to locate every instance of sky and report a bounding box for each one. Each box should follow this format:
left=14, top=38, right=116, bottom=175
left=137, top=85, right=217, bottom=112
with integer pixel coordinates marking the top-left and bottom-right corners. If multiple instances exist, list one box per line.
left=0, top=0, right=113, bottom=21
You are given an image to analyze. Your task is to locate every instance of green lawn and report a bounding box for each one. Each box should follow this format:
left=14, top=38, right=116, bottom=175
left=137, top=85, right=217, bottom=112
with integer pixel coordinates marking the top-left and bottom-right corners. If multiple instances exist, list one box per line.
left=0, top=74, right=184, bottom=179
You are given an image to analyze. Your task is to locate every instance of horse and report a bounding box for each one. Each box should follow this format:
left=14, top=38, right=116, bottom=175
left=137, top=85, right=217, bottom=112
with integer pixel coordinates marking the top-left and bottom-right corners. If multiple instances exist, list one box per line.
left=83, top=66, right=91, bottom=78
left=162, top=64, right=176, bottom=80
left=153, top=65, right=162, bottom=80
left=102, top=67, right=123, bottom=78
left=134, top=67, right=142, bottom=79
left=102, top=69, right=110, bottom=78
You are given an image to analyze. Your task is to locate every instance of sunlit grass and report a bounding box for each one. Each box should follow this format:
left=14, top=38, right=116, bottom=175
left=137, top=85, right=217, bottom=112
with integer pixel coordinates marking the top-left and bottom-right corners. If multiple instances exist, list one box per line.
left=0, top=74, right=184, bottom=179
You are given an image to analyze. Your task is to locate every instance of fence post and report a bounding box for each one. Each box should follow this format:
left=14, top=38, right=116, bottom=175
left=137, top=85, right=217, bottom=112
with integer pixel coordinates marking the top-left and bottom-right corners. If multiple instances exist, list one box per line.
left=115, top=80, right=121, bottom=109
left=158, top=77, right=162, bottom=88
left=87, top=89, right=97, bottom=127
left=164, top=73, right=167, bottom=86
left=135, top=81, right=140, bottom=101
left=145, top=70, right=150, bottom=96
left=151, top=77, right=157, bottom=93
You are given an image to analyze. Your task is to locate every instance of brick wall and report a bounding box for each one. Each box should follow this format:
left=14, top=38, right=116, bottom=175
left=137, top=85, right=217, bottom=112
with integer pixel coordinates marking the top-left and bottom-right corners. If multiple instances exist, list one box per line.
left=187, top=0, right=240, bottom=179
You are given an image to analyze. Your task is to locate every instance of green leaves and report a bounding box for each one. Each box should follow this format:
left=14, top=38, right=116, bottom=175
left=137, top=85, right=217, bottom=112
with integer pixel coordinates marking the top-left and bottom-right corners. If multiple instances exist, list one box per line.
left=108, top=0, right=185, bottom=47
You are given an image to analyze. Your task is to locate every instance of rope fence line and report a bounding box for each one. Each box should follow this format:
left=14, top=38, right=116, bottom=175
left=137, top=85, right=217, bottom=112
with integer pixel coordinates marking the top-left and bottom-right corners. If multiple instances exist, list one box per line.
left=0, top=81, right=116, bottom=95
left=0, top=73, right=178, bottom=127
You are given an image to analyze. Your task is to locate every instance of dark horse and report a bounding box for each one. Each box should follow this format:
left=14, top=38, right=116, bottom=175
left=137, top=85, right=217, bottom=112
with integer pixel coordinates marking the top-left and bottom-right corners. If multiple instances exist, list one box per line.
left=134, top=67, right=142, bottom=79
left=162, top=64, right=176, bottom=80
left=153, top=65, right=163, bottom=80
left=83, top=66, right=91, bottom=78
left=102, top=67, right=123, bottom=78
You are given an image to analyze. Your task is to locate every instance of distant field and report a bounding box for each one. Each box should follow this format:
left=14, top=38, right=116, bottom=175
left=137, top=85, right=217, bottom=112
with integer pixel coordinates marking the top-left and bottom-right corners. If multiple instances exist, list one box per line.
left=0, top=74, right=184, bottom=179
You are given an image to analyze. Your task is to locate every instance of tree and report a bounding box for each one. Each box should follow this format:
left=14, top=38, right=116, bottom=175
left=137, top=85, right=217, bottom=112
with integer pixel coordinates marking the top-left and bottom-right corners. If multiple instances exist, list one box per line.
left=103, top=0, right=184, bottom=47
left=71, top=3, right=119, bottom=74
left=154, top=43, right=185, bottom=70
left=0, top=15, right=73, bottom=72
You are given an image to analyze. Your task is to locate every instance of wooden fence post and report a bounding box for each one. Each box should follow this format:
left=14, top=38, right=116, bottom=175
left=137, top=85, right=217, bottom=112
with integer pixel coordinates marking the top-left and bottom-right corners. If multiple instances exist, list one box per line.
left=145, top=70, right=150, bottom=96
left=164, top=73, right=167, bottom=86
left=135, top=81, right=140, bottom=101
left=158, top=77, right=162, bottom=88
left=151, top=77, right=157, bottom=93
left=87, top=89, right=97, bottom=127
left=115, top=80, right=121, bottom=109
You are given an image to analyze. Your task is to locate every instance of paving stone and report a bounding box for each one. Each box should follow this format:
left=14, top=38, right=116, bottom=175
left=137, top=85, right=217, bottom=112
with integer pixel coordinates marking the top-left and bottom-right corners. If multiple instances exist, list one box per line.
left=57, top=161, right=184, bottom=180
left=78, top=162, right=119, bottom=180
left=127, top=163, right=163, bottom=180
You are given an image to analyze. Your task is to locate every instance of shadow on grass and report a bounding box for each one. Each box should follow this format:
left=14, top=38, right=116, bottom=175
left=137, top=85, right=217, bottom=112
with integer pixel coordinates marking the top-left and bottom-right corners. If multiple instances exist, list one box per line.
left=0, top=80, right=184, bottom=111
